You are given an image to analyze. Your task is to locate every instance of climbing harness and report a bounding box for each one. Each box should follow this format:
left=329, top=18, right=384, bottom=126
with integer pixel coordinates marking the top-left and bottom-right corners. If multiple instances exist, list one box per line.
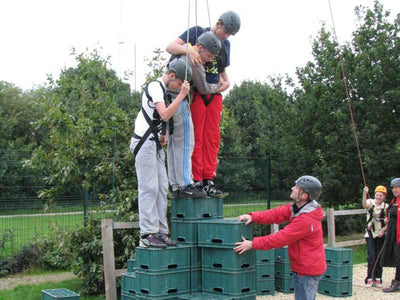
left=133, top=81, right=173, bottom=157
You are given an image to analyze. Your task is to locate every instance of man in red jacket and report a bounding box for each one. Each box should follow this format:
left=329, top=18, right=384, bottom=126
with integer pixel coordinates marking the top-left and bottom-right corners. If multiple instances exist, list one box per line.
left=234, top=175, right=326, bottom=300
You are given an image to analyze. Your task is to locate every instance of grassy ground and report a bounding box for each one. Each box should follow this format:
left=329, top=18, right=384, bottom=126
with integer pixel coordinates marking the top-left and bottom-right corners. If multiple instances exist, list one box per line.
left=0, top=278, right=105, bottom=300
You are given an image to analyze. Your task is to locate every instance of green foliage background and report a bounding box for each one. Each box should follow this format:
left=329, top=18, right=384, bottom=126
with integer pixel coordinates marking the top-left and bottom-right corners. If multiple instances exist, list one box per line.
left=1, top=0, right=400, bottom=295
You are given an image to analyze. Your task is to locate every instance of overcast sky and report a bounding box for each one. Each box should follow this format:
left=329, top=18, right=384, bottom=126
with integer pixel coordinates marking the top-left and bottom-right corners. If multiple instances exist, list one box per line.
left=1, top=0, right=399, bottom=92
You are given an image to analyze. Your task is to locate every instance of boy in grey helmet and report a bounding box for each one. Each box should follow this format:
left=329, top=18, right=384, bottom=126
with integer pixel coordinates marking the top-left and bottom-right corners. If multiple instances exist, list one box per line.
left=129, top=59, right=191, bottom=247
left=234, top=175, right=326, bottom=300
left=166, top=11, right=241, bottom=197
left=167, top=31, right=222, bottom=198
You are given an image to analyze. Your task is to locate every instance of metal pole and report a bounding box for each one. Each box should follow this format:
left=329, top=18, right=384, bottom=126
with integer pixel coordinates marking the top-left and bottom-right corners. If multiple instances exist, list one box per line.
left=83, top=188, right=88, bottom=226
left=266, top=156, right=271, bottom=210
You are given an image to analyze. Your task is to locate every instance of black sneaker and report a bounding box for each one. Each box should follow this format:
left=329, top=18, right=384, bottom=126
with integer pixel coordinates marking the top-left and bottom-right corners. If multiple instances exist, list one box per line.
left=203, top=180, right=223, bottom=197
left=180, top=184, right=207, bottom=198
left=139, top=234, right=167, bottom=248
left=157, top=233, right=177, bottom=246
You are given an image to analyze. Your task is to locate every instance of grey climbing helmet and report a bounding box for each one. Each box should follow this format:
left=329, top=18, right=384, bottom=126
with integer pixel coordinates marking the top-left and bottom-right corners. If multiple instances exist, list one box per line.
left=295, top=175, right=322, bottom=200
left=391, top=178, right=400, bottom=187
left=198, top=32, right=221, bottom=56
left=219, top=11, right=241, bottom=35
left=167, top=58, right=192, bottom=82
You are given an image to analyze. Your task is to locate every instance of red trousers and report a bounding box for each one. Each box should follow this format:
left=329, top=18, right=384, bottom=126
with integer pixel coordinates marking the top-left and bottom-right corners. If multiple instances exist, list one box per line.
left=191, top=92, right=223, bottom=182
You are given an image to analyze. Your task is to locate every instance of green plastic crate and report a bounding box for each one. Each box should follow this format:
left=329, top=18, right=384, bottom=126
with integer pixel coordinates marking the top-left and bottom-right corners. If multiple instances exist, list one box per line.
left=197, top=219, right=253, bottom=248
left=256, top=278, right=275, bottom=296
left=189, top=245, right=202, bottom=267
left=255, top=249, right=275, bottom=264
left=323, top=263, right=352, bottom=280
left=171, top=197, right=223, bottom=220
left=127, top=258, right=136, bottom=272
left=275, top=246, right=289, bottom=262
left=172, top=220, right=199, bottom=244
left=201, top=247, right=255, bottom=271
left=42, top=288, right=80, bottom=300
left=136, top=269, right=190, bottom=297
left=178, top=293, right=235, bottom=299
left=121, top=272, right=137, bottom=295
left=134, top=245, right=190, bottom=271
left=325, top=247, right=353, bottom=265
left=190, top=266, right=202, bottom=292
left=135, top=292, right=181, bottom=300
left=256, top=263, right=274, bottom=279
left=202, top=267, right=256, bottom=295
left=120, top=292, right=136, bottom=300
left=275, top=274, right=294, bottom=294
left=275, top=260, right=293, bottom=276
left=318, top=278, right=352, bottom=297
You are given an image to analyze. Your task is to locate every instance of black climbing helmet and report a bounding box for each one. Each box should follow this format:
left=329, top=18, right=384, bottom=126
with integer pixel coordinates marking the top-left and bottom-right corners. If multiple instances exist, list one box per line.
left=197, top=32, right=221, bottom=56
left=295, top=175, right=322, bottom=200
left=391, top=178, right=400, bottom=187
left=167, top=58, right=192, bottom=82
left=219, top=11, right=241, bottom=35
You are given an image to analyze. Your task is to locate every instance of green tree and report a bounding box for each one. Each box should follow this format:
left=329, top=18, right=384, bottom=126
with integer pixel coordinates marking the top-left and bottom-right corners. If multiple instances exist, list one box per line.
left=26, top=49, right=139, bottom=206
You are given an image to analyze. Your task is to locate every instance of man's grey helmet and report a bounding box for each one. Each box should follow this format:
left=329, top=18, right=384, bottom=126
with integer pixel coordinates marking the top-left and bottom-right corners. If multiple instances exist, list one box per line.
left=295, top=175, right=322, bottom=200
left=198, top=32, right=221, bottom=56
left=219, top=11, right=241, bottom=35
left=167, top=58, right=192, bottom=82
left=391, top=178, right=400, bottom=187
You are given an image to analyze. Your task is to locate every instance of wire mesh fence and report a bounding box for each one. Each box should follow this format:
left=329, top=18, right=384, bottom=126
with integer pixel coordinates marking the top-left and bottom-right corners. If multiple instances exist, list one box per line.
left=0, top=149, right=286, bottom=262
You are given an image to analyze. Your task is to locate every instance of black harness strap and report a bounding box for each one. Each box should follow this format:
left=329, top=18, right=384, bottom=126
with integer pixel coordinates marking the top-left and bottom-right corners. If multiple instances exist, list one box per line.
left=133, top=81, right=171, bottom=157
left=201, top=93, right=215, bottom=106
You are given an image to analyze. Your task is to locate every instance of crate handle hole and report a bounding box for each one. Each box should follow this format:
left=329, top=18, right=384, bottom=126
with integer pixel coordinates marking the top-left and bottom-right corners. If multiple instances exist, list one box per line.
left=241, top=263, right=249, bottom=268
left=211, top=239, right=223, bottom=244
left=177, top=214, right=185, bottom=218
left=261, top=274, right=270, bottom=278
left=168, top=264, right=178, bottom=269
left=261, top=290, right=270, bottom=293
left=343, top=276, right=349, bottom=279
left=213, top=263, right=222, bottom=268
left=128, top=289, right=136, bottom=294
left=213, top=288, right=223, bottom=293
left=261, top=259, right=270, bottom=262
left=140, top=264, right=149, bottom=269
left=203, top=214, right=211, bottom=218
left=241, top=288, right=250, bottom=293
left=168, top=288, right=178, bottom=294
left=141, top=289, right=149, bottom=294
left=177, top=237, right=186, bottom=242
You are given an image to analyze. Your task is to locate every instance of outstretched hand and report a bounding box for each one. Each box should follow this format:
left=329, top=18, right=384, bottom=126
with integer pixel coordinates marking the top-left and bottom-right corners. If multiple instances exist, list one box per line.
left=238, top=214, right=253, bottom=225
left=234, top=235, right=253, bottom=255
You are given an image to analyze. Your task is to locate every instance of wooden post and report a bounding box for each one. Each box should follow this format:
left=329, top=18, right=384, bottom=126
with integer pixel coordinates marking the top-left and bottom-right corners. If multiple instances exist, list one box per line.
left=102, top=219, right=117, bottom=300
left=270, top=223, right=279, bottom=234
left=327, top=208, right=336, bottom=247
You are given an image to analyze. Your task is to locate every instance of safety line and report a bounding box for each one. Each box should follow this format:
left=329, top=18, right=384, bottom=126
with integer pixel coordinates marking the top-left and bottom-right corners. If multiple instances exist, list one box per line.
left=327, top=0, right=367, bottom=188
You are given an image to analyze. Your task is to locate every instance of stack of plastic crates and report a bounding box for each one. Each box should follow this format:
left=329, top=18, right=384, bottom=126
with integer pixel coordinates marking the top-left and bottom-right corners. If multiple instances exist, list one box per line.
left=274, top=246, right=294, bottom=294
left=255, top=249, right=275, bottom=296
left=318, top=247, right=353, bottom=297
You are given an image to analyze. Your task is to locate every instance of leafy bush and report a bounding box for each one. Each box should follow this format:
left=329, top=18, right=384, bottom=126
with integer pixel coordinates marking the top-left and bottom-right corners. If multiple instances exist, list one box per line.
left=0, top=244, right=41, bottom=277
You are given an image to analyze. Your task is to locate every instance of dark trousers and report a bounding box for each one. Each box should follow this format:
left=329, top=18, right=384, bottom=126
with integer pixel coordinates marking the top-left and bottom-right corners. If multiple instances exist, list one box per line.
left=366, top=236, right=384, bottom=281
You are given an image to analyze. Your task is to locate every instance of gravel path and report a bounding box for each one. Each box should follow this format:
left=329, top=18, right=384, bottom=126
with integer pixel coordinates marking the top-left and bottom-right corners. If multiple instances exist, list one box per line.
left=0, top=271, right=76, bottom=290
left=257, top=263, right=399, bottom=300
left=1, top=265, right=399, bottom=299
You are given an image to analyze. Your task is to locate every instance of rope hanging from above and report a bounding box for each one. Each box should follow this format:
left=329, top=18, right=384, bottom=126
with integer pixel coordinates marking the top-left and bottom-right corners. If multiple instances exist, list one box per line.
left=327, top=0, right=368, bottom=188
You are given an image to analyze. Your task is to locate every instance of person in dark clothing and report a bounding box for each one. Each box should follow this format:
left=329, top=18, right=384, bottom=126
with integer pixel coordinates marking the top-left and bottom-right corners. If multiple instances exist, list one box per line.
left=381, top=177, right=400, bottom=293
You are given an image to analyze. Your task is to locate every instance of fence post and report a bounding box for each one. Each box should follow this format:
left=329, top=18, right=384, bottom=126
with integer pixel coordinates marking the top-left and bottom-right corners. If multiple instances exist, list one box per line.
left=83, top=188, right=88, bottom=227
left=266, top=156, right=271, bottom=210
left=102, top=219, right=117, bottom=300
left=327, top=208, right=336, bottom=247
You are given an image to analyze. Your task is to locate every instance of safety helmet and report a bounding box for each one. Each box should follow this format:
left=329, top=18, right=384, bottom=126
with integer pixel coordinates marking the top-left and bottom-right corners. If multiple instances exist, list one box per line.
left=197, top=32, right=221, bottom=56
left=391, top=178, right=400, bottom=187
left=295, top=175, right=322, bottom=200
left=167, top=58, right=192, bottom=82
left=219, top=11, right=241, bottom=35
left=374, top=185, right=387, bottom=194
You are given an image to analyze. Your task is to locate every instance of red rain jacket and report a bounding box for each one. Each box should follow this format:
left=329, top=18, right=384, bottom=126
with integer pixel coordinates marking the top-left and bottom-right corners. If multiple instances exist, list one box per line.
left=251, top=202, right=327, bottom=276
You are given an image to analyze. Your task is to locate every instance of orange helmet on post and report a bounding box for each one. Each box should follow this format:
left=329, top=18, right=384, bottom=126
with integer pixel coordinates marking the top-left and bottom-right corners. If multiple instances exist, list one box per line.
left=374, top=185, right=387, bottom=194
